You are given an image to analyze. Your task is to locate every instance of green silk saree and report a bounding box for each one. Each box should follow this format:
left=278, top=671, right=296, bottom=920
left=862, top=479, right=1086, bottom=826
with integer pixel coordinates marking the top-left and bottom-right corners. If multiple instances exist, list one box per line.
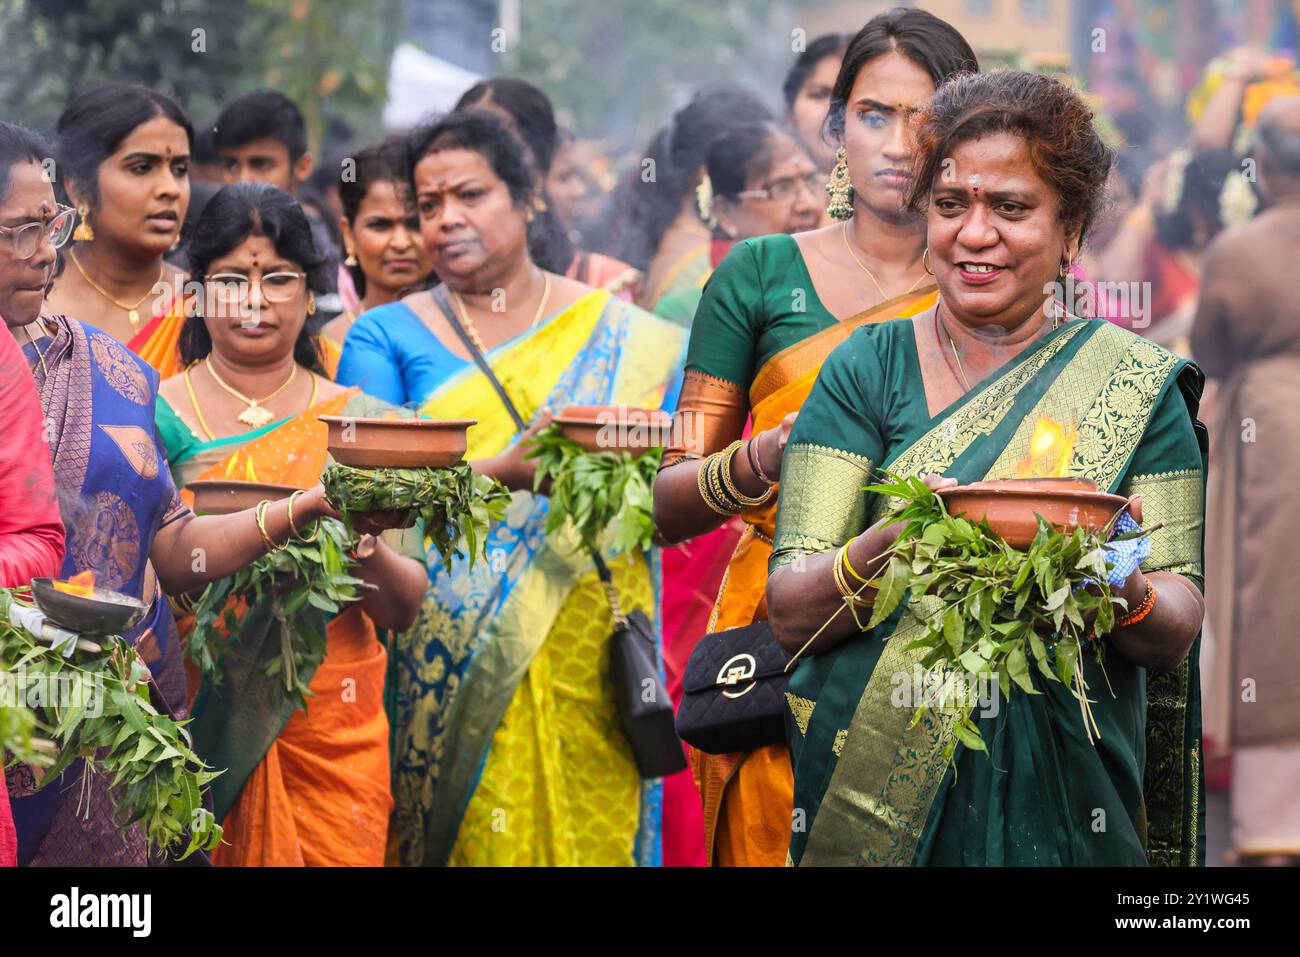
left=770, top=317, right=1207, bottom=866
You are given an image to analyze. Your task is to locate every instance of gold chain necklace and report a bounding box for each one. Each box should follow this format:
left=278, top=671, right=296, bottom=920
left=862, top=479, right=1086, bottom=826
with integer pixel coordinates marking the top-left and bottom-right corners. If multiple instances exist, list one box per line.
left=934, top=300, right=972, bottom=392
left=70, top=251, right=163, bottom=332
left=449, top=272, right=551, bottom=355
left=841, top=222, right=927, bottom=301
left=22, top=319, right=52, bottom=378
left=203, top=358, right=299, bottom=429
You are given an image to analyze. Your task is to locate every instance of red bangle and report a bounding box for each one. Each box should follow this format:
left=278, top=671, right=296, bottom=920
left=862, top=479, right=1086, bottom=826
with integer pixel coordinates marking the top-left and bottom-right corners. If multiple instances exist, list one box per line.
left=1115, top=579, right=1156, bottom=628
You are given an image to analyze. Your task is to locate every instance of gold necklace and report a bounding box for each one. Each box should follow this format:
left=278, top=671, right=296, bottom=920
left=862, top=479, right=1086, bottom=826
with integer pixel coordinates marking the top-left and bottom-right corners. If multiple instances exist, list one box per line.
left=934, top=300, right=973, bottom=392
left=70, top=251, right=163, bottom=332
left=203, top=358, right=299, bottom=429
left=841, top=222, right=927, bottom=301
left=449, top=272, right=552, bottom=355
left=22, top=319, right=52, bottom=378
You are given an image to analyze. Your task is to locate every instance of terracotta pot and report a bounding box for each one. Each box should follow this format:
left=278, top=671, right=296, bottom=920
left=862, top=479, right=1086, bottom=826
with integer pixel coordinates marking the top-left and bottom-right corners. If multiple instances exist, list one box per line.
left=938, top=477, right=1128, bottom=549
left=553, top=404, right=671, bottom=454
left=318, top=415, right=476, bottom=468
left=189, top=479, right=303, bottom=516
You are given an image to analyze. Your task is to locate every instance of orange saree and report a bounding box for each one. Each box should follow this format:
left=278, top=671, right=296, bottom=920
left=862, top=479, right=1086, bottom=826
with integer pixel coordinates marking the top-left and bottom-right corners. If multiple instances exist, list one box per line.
left=170, top=389, right=393, bottom=866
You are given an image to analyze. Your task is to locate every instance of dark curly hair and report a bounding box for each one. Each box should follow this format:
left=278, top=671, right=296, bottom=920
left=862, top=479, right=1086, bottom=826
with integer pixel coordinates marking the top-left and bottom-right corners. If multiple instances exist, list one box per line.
left=907, top=71, right=1115, bottom=246
left=180, top=181, right=329, bottom=374
left=827, top=7, right=977, bottom=141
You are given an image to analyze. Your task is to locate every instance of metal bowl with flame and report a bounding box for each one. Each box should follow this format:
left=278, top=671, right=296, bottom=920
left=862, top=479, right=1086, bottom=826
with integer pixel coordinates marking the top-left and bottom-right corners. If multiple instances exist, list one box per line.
left=938, top=477, right=1128, bottom=550
left=31, top=576, right=148, bottom=637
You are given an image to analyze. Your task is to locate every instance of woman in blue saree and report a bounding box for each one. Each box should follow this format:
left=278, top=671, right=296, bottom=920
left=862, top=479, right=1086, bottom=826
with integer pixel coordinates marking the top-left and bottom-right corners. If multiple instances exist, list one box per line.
left=765, top=72, right=1207, bottom=866
left=338, top=112, right=686, bottom=865
left=0, top=123, right=385, bottom=865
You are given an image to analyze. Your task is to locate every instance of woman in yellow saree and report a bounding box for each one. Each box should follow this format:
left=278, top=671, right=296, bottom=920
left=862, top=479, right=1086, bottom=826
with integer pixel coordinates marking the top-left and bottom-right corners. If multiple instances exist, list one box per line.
left=156, top=182, right=428, bottom=865
left=652, top=8, right=977, bottom=866
left=337, top=112, right=686, bottom=865
left=766, top=71, right=1206, bottom=866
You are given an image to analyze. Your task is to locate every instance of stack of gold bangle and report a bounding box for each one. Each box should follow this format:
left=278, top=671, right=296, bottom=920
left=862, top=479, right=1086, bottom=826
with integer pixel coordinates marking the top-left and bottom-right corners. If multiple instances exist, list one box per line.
left=254, top=499, right=288, bottom=554
left=697, top=439, right=775, bottom=516
left=832, top=535, right=871, bottom=631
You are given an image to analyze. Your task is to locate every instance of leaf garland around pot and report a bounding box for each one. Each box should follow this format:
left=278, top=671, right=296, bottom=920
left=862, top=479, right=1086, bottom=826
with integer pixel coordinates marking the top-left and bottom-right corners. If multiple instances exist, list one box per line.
left=321, top=462, right=510, bottom=571
left=857, top=474, right=1149, bottom=764
left=0, top=588, right=223, bottom=860
left=526, top=423, right=662, bottom=556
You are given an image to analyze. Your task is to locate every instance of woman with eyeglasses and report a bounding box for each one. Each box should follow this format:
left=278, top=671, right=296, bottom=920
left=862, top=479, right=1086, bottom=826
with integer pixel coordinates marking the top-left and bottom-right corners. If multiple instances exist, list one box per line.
left=154, top=181, right=428, bottom=866
left=0, top=126, right=412, bottom=866
left=651, top=8, right=977, bottom=867
left=45, top=83, right=193, bottom=377
left=653, top=121, right=823, bottom=326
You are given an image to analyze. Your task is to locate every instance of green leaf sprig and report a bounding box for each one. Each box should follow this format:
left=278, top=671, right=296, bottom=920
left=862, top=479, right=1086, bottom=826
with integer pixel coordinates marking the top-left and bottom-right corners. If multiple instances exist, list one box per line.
left=0, top=588, right=223, bottom=860
left=860, top=473, right=1144, bottom=762
left=188, top=516, right=365, bottom=713
left=526, top=424, right=661, bottom=555
left=322, top=463, right=510, bottom=571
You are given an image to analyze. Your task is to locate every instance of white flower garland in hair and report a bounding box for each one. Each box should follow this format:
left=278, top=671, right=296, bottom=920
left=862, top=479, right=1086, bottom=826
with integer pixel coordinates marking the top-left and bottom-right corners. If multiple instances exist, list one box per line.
left=695, top=174, right=715, bottom=225
left=1219, top=171, right=1258, bottom=229
left=1161, top=149, right=1191, bottom=216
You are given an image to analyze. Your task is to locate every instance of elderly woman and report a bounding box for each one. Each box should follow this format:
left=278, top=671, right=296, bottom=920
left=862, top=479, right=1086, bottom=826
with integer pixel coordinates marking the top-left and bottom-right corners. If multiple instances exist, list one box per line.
left=0, top=123, right=412, bottom=866
left=766, top=71, right=1207, bottom=866
left=337, top=110, right=685, bottom=866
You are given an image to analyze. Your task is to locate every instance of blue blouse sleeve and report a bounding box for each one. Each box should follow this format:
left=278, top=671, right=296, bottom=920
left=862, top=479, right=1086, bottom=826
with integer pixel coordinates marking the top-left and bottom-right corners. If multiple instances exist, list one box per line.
left=337, top=305, right=412, bottom=406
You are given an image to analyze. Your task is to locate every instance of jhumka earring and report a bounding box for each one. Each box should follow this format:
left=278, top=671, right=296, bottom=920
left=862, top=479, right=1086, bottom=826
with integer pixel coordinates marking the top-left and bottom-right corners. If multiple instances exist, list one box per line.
left=825, top=147, right=854, bottom=221
left=306, top=292, right=317, bottom=316
left=72, top=205, right=94, bottom=242
left=344, top=251, right=358, bottom=267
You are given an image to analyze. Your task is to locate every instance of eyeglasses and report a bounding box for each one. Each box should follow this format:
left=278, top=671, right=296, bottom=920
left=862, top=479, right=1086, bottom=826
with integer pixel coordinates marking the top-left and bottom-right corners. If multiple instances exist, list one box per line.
left=735, top=172, right=823, bottom=204
left=0, top=205, right=76, bottom=260
left=206, top=272, right=307, bottom=304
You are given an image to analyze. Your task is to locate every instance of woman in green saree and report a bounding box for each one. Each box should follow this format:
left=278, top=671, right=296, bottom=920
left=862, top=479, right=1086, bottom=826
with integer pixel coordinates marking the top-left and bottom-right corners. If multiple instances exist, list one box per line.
left=766, top=71, right=1208, bottom=866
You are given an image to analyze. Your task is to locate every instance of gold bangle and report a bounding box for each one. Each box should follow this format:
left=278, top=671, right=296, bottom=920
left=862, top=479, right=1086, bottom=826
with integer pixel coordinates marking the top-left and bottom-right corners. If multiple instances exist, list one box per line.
left=697, top=454, right=737, bottom=516
left=832, top=546, right=867, bottom=630
left=255, top=499, right=287, bottom=554
left=841, top=535, right=870, bottom=584
left=718, top=440, right=774, bottom=508
left=286, top=489, right=321, bottom=543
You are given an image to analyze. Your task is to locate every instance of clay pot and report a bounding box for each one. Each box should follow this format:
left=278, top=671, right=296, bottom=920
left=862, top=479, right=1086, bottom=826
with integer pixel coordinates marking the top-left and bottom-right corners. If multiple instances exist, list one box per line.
left=553, top=404, right=672, bottom=454
left=189, top=479, right=303, bottom=516
left=938, top=477, right=1128, bottom=549
left=318, top=415, right=476, bottom=468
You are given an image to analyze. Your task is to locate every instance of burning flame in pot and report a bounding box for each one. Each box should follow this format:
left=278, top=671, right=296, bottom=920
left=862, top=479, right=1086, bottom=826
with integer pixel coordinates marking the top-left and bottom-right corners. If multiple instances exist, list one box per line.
left=1010, top=417, right=1077, bottom=479
left=52, top=569, right=96, bottom=598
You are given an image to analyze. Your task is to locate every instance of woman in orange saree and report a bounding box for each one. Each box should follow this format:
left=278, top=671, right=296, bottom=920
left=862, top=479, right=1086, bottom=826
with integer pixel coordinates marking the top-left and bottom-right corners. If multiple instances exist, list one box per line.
left=652, top=9, right=976, bottom=865
left=47, top=84, right=194, bottom=377
left=156, top=182, right=427, bottom=865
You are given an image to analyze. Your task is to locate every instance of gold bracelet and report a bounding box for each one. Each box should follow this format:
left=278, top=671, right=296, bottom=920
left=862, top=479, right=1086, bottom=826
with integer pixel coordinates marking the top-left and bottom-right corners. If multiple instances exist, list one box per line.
left=286, top=489, right=321, bottom=543
left=832, top=546, right=867, bottom=630
left=718, top=440, right=775, bottom=508
left=697, top=454, right=738, bottom=516
left=254, top=499, right=288, bottom=554
left=841, top=535, right=870, bottom=584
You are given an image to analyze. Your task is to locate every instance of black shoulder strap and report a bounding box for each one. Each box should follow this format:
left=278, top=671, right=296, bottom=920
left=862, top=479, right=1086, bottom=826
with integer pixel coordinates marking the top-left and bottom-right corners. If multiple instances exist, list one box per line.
left=431, top=283, right=528, bottom=433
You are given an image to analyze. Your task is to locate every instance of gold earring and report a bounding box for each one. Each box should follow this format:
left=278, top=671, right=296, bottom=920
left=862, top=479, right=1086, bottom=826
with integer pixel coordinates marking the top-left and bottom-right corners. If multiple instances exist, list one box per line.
left=306, top=292, right=317, bottom=316
left=344, top=251, right=358, bottom=267
left=922, top=247, right=933, bottom=275
left=72, top=204, right=94, bottom=242
left=825, top=147, right=854, bottom=221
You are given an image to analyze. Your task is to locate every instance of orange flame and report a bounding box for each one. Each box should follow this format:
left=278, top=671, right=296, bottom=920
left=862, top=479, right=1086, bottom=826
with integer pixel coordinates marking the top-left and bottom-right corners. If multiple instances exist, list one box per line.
left=1010, top=417, right=1077, bottom=478
left=53, top=569, right=96, bottom=598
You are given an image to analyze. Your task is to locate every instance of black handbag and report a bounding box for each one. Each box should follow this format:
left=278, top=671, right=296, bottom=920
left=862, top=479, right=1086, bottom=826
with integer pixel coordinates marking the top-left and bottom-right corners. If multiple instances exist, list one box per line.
left=675, top=620, right=795, bottom=755
left=437, top=284, right=686, bottom=779
left=595, top=553, right=689, bottom=779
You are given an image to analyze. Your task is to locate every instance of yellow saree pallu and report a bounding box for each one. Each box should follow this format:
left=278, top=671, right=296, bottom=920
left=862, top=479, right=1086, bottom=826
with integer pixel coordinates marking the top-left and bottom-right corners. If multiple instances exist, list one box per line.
left=170, top=389, right=395, bottom=866
left=391, top=290, right=687, bottom=866
left=694, top=287, right=937, bottom=866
